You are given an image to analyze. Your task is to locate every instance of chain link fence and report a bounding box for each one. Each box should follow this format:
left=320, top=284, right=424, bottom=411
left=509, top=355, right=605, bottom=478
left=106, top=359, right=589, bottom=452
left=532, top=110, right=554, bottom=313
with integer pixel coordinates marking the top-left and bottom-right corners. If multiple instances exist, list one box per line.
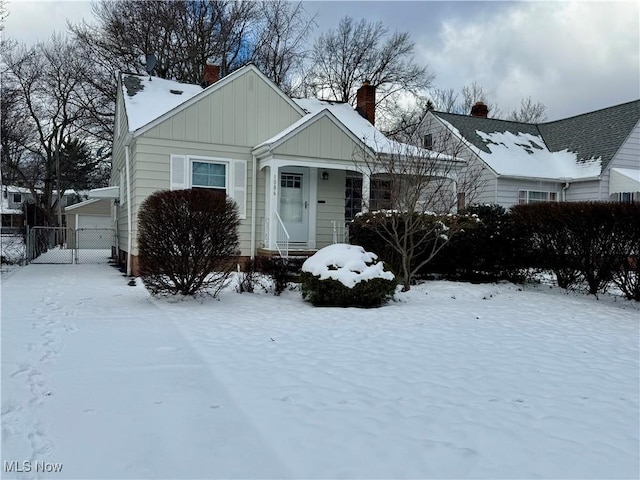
left=26, top=227, right=115, bottom=265
left=1, top=234, right=26, bottom=265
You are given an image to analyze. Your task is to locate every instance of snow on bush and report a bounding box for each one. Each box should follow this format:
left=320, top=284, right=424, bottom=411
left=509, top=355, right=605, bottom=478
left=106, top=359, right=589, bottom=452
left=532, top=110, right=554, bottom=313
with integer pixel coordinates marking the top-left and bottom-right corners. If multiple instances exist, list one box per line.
left=301, top=244, right=396, bottom=307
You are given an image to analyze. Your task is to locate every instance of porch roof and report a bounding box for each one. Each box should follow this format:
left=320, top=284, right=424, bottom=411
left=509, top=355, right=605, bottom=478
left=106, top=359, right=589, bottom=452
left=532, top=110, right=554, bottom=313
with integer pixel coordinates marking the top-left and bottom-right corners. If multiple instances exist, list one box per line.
left=254, top=98, right=458, bottom=162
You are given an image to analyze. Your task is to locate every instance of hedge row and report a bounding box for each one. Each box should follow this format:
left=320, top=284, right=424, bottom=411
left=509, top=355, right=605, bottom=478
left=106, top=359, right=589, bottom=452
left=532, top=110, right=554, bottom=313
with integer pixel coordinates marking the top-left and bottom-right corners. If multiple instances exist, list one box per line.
left=350, top=202, right=640, bottom=300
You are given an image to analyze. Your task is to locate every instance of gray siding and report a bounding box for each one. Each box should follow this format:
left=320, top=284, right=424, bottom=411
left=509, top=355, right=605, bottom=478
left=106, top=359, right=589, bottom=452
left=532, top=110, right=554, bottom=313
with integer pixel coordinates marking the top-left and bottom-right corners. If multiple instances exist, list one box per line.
left=565, top=180, right=601, bottom=202
left=495, top=178, right=560, bottom=207
left=602, top=120, right=640, bottom=199
left=419, top=112, right=499, bottom=207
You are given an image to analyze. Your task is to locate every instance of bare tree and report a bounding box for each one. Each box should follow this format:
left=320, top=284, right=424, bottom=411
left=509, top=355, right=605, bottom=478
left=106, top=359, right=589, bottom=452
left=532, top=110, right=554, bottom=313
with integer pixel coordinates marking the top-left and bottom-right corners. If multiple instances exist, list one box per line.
left=305, top=16, right=434, bottom=127
left=353, top=124, right=485, bottom=291
left=1, top=37, right=106, bottom=225
left=73, top=0, right=258, bottom=84
left=507, top=95, right=547, bottom=123
left=250, top=1, right=316, bottom=92
left=429, top=82, right=501, bottom=117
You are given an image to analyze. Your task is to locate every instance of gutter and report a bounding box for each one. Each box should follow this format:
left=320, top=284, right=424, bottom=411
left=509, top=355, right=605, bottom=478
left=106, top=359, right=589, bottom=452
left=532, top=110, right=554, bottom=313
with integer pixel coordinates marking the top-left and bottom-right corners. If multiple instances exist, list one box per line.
left=125, top=139, right=133, bottom=276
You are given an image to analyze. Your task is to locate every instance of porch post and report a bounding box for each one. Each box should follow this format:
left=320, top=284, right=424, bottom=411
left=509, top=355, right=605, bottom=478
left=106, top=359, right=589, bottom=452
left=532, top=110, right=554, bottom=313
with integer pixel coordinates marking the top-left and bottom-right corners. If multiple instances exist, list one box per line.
left=362, top=173, right=371, bottom=213
left=268, top=163, right=280, bottom=250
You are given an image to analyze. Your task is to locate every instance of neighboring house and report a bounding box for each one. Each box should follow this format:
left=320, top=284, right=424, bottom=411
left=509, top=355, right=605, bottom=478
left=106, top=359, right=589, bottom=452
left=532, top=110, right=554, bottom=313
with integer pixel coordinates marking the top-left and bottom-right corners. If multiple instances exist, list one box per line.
left=417, top=100, right=640, bottom=208
left=1, top=186, right=33, bottom=232
left=94, top=64, right=463, bottom=275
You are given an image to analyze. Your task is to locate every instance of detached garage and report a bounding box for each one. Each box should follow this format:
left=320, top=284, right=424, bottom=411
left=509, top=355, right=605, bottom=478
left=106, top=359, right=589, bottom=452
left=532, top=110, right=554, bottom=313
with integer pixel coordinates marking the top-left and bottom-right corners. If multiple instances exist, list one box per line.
left=65, top=199, right=114, bottom=253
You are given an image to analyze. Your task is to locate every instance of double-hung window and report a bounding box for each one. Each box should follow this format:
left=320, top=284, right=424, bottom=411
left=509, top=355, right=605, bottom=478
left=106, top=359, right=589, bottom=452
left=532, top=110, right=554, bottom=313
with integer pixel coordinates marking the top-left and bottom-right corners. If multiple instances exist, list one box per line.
left=170, top=154, right=246, bottom=219
left=192, top=161, right=227, bottom=193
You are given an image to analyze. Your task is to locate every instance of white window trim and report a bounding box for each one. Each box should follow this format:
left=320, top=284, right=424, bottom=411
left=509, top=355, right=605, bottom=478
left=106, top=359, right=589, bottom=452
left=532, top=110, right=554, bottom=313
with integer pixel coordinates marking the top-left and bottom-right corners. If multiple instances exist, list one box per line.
left=170, top=154, right=247, bottom=219
left=518, top=190, right=558, bottom=204
left=189, top=156, right=230, bottom=192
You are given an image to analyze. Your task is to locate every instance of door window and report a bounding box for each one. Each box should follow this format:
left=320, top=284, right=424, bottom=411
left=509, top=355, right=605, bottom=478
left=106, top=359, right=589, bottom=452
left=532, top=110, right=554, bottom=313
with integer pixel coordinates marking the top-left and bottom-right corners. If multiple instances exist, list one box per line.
left=280, top=174, right=303, bottom=222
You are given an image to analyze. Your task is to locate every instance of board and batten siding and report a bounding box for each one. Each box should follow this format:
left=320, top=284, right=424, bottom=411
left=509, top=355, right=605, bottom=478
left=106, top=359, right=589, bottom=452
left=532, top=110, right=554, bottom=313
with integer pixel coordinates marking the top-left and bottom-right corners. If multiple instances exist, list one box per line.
left=273, top=116, right=361, bottom=162
left=142, top=70, right=302, bottom=147
left=601, top=120, right=640, bottom=199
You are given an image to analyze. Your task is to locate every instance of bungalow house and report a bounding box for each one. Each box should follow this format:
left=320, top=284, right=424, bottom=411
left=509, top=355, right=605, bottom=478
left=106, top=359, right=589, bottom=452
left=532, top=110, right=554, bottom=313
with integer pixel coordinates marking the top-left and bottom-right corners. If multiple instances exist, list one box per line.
left=416, top=99, right=640, bottom=208
left=95, top=64, right=464, bottom=276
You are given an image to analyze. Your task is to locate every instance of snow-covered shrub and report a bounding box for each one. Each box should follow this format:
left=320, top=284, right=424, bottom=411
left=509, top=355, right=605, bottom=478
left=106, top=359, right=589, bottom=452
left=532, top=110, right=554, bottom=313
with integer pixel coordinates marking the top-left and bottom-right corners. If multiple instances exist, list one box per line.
left=138, top=189, right=239, bottom=296
left=301, top=244, right=396, bottom=307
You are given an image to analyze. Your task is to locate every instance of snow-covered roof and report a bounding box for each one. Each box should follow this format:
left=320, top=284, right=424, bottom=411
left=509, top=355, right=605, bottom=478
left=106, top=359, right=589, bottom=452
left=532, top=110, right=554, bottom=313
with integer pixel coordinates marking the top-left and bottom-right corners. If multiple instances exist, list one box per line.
left=0, top=199, right=22, bottom=215
left=258, top=98, right=454, bottom=159
left=294, top=98, right=395, bottom=152
left=121, top=74, right=203, bottom=132
left=474, top=130, right=601, bottom=179
left=432, top=100, right=640, bottom=181
left=119, top=69, right=457, bottom=162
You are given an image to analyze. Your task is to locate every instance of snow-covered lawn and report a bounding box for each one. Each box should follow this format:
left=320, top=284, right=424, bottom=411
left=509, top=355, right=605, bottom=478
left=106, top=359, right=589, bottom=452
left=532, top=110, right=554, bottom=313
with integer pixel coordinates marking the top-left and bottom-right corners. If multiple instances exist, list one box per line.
left=1, top=263, right=638, bottom=479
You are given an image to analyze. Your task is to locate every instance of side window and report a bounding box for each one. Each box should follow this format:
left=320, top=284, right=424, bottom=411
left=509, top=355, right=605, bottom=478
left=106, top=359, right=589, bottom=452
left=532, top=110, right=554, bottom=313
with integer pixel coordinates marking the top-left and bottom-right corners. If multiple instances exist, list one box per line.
left=170, top=155, right=247, bottom=219
left=192, top=161, right=227, bottom=192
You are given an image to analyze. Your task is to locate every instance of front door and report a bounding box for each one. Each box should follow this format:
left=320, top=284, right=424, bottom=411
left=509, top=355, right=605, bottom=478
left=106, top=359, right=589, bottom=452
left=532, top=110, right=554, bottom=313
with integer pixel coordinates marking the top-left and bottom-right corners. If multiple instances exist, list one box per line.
left=279, top=168, right=309, bottom=244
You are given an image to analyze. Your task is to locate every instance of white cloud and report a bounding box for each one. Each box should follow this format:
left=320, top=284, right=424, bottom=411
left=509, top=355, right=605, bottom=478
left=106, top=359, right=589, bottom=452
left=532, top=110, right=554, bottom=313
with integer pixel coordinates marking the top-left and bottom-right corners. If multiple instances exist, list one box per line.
left=418, top=1, right=640, bottom=120
left=4, top=0, right=94, bottom=44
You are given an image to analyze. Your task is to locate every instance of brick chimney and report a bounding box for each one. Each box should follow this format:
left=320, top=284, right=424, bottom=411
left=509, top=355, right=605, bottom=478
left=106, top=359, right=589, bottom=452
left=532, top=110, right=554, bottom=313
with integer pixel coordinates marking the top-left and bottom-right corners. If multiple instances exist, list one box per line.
left=202, top=64, right=220, bottom=88
left=356, top=80, right=376, bottom=125
left=470, top=101, right=489, bottom=118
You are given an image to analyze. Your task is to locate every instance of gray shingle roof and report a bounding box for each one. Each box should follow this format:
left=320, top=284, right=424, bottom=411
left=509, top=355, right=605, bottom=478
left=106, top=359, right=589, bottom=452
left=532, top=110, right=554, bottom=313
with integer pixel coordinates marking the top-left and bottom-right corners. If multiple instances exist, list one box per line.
left=433, top=99, right=640, bottom=172
left=537, top=100, right=640, bottom=169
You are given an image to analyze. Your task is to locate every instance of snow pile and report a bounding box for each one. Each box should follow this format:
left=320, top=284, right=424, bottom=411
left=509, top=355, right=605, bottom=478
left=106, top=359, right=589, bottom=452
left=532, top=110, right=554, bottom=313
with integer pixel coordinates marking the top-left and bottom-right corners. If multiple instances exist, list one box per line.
left=475, top=130, right=602, bottom=179
left=302, top=243, right=394, bottom=288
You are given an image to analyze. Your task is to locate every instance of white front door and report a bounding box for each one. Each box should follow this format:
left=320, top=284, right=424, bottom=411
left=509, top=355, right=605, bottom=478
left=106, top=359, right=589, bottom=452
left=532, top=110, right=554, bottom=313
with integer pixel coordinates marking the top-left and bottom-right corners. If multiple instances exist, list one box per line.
left=279, top=168, right=309, bottom=244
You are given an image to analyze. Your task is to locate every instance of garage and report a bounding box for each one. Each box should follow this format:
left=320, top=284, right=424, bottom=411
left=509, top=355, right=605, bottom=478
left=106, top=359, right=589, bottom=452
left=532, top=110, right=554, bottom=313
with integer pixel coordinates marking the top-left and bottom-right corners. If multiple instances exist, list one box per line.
left=64, top=199, right=115, bottom=257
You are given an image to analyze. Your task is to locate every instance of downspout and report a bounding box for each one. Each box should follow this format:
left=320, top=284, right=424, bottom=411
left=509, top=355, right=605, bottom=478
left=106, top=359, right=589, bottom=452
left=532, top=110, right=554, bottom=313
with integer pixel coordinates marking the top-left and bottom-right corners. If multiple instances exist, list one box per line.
left=562, top=182, right=570, bottom=202
left=125, top=143, right=133, bottom=276
left=250, top=154, right=258, bottom=259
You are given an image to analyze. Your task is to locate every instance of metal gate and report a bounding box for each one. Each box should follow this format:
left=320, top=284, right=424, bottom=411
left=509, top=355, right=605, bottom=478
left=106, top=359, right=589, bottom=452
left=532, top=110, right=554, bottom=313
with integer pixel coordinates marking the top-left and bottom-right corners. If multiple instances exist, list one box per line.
left=26, top=226, right=115, bottom=265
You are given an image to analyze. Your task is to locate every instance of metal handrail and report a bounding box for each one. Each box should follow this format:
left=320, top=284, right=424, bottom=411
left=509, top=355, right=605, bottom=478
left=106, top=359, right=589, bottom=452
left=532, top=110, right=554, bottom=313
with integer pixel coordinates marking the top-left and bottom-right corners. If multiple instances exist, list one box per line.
left=274, top=211, right=290, bottom=258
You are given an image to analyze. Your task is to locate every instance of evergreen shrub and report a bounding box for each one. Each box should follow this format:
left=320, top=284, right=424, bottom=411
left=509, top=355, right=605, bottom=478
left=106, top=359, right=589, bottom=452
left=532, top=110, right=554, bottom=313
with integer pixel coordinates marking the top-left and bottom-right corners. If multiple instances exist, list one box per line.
left=301, top=244, right=396, bottom=307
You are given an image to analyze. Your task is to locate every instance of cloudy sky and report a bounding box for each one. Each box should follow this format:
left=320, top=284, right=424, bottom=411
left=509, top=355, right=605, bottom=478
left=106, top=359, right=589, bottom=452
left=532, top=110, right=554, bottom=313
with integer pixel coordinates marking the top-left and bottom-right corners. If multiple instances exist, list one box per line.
left=4, top=0, right=639, bottom=121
